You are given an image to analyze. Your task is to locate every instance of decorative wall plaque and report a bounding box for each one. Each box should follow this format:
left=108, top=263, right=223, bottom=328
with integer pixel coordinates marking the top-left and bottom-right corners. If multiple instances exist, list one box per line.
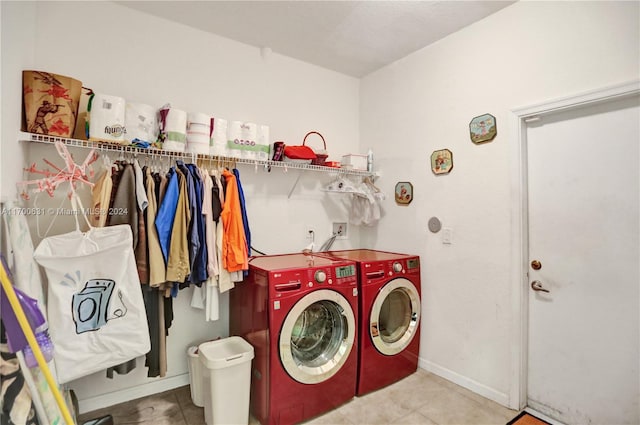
left=469, top=113, right=497, bottom=144
left=431, top=149, right=453, bottom=175
left=394, top=182, right=413, bottom=205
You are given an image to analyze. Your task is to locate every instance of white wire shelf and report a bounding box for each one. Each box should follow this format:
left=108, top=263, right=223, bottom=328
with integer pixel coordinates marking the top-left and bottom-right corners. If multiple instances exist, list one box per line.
left=22, top=133, right=377, bottom=178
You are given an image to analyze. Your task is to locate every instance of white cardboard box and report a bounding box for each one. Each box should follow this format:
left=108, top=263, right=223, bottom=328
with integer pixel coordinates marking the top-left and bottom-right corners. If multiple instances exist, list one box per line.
left=341, top=154, right=368, bottom=170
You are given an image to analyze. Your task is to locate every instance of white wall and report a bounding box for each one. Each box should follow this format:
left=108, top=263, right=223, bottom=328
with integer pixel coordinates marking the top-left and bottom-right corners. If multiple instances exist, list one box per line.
left=360, top=0, right=640, bottom=407
left=1, top=1, right=36, bottom=202
left=1, top=1, right=362, bottom=412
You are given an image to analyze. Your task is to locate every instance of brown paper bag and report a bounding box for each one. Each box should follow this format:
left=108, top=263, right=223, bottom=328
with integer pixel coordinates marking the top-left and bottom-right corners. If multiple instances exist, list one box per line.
left=22, top=70, right=82, bottom=138
left=72, top=87, right=94, bottom=140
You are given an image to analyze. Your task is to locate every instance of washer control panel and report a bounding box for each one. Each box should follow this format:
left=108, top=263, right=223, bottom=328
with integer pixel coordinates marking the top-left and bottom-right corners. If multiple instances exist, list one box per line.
left=314, top=270, right=327, bottom=283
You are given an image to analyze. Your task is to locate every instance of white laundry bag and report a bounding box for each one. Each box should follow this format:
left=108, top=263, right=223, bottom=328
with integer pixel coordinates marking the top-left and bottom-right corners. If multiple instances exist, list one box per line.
left=33, top=197, right=150, bottom=383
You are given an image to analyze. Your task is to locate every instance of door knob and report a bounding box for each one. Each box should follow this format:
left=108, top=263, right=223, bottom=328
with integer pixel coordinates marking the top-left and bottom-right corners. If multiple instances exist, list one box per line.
left=531, top=280, right=550, bottom=293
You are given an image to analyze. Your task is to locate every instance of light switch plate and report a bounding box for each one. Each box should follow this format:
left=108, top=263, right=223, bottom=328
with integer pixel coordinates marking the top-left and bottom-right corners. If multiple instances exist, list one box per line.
left=442, top=227, right=452, bottom=244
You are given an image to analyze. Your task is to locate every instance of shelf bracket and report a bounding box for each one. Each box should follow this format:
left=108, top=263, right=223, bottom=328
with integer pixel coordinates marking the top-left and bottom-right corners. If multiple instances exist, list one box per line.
left=287, top=170, right=304, bottom=199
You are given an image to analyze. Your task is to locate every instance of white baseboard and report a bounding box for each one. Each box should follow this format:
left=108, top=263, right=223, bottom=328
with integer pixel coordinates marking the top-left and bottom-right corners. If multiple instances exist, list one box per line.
left=77, top=373, right=190, bottom=414
left=418, top=357, right=509, bottom=408
left=524, top=407, right=566, bottom=425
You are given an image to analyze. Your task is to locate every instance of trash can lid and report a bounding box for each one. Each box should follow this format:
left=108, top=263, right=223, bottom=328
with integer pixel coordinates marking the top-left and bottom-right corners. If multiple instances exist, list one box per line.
left=199, top=336, right=254, bottom=369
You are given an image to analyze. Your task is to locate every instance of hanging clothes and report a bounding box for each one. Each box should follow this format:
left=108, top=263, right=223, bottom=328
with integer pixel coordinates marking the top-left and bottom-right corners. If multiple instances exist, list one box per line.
left=201, top=169, right=220, bottom=321
left=210, top=172, right=223, bottom=222
left=176, top=161, right=197, bottom=289
left=135, top=199, right=149, bottom=284
left=187, top=164, right=208, bottom=285
left=105, top=162, right=140, bottom=379
left=108, top=163, right=138, bottom=247
left=233, top=168, right=251, bottom=258
left=220, top=169, right=248, bottom=274
left=89, top=166, right=112, bottom=227
left=142, top=284, right=161, bottom=378
left=155, top=167, right=179, bottom=264
left=213, top=171, right=233, bottom=293
left=156, top=172, right=167, bottom=206
left=216, top=219, right=234, bottom=293
left=166, top=168, right=191, bottom=286
left=146, top=168, right=166, bottom=287
left=133, top=159, right=149, bottom=211
left=158, top=295, right=168, bottom=377
left=202, top=171, right=219, bottom=281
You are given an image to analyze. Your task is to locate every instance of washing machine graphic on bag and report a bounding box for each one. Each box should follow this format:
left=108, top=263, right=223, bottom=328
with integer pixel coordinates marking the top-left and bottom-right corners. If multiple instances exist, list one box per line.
left=72, top=279, right=127, bottom=334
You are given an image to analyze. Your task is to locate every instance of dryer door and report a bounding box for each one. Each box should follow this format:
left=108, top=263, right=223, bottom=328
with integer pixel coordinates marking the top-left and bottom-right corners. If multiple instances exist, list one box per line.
left=370, top=278, right=420, bottom=356
left=279, top=289, right=356, bottom=384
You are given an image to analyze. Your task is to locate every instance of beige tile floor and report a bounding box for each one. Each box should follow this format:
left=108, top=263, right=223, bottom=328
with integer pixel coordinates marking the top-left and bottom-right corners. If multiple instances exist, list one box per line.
left=79, top=368, right=518, bottom=425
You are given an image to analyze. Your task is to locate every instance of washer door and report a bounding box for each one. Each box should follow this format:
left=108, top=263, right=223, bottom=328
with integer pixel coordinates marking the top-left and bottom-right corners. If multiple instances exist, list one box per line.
left=279, top=289, right=356, bottom=384
left=370, top=278, right=420, bottom=356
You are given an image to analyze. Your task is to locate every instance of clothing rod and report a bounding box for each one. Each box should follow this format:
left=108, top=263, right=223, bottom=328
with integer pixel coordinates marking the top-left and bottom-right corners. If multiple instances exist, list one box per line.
left=22, top=133, right=377, bottom=177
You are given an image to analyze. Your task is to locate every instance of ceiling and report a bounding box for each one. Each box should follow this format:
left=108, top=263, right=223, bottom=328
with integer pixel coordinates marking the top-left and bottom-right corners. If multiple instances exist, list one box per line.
left=118, top=1, right=515, bottom=78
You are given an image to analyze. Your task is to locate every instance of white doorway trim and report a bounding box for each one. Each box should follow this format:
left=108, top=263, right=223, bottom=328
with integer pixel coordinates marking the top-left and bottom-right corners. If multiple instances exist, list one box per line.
left=507, top=80, right=640, bottom=410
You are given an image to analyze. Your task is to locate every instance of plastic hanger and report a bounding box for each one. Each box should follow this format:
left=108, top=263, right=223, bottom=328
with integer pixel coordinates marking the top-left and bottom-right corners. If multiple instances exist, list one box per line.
left=321, top=174, right=363, bottom=195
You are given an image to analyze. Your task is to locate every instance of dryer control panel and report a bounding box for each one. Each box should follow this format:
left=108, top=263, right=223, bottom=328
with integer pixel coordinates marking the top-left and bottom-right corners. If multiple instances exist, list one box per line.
left=363, top=257, right=420, bottom=283
left=269, top=265, right=357, bottom=295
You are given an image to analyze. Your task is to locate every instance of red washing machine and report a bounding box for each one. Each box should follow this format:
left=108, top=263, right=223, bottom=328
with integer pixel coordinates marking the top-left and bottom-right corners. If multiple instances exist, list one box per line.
left=229, top=253, right=359, bottom=425
left=320, top=249, right=421, bottom=396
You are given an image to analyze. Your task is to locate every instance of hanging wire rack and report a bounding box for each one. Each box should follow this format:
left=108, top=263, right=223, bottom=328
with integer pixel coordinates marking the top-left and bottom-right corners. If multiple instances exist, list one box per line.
left=22, top=133, right=377, bottom=177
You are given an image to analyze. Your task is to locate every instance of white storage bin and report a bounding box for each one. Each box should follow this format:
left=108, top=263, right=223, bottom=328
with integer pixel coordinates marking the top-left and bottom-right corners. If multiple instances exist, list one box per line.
left=199, top=337, right=254, bottom=425
left=341, top=154, right=368, bottom=171
left=187, top=346, right=204, bottom=407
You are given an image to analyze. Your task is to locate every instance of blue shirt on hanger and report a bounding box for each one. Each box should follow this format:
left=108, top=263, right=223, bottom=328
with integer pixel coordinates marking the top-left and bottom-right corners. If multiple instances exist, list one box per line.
left=155, top=167, right=178, bottom=263
left=187, top=163, right=208, bottom=285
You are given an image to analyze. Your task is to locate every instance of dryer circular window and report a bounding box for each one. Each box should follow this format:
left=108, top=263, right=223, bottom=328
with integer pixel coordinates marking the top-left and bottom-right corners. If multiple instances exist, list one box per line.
left=279, top=289, right=356, bottom=384
left=370, top=278, right=420, bottom=356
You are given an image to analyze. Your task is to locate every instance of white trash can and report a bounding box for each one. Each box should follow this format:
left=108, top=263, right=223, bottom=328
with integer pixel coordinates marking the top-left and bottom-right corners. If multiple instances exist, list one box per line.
left=187, top=346, right=204, bottom=407
left=199, top=336, right=254, bottom=425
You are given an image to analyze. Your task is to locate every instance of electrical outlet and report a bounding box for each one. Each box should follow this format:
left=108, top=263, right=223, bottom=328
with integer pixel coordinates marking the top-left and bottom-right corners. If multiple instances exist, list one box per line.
left=332, top=222, right=348, bottom=239
left=305, top=227, right=315, bottom=241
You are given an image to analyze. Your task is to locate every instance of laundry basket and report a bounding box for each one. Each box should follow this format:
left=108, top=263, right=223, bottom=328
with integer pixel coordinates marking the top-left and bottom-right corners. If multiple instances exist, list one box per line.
left=199, top=336, right=254, bottom=425
left=187, top=346, right=204, bottom=407
left=303, top=131, right=329, bottom=165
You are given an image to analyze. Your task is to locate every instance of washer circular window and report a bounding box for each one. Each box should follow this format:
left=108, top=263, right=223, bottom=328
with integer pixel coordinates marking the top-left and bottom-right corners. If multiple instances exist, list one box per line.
left=370, top=279, right=420, bottom=356
left=279, top=289, right=356, bottom=384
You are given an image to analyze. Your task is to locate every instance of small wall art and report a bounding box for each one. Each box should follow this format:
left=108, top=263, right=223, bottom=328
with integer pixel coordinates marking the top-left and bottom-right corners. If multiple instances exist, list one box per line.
left=469, top=113, right=497, bottom=144
left=394, top=182, right=413, bottom=205
left=431, top=149, right=453, bottom=175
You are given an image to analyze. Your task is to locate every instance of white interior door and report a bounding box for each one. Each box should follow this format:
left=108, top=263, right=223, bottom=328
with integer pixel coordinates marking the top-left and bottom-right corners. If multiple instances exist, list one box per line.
left=526, top=94, right=639, bottom=424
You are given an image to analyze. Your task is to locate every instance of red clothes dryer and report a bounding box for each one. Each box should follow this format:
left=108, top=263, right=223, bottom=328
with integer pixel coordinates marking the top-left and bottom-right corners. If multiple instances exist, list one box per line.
left=229, top=253, right=359, bottom=425
left=321, top=249, right=421, bottom=396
